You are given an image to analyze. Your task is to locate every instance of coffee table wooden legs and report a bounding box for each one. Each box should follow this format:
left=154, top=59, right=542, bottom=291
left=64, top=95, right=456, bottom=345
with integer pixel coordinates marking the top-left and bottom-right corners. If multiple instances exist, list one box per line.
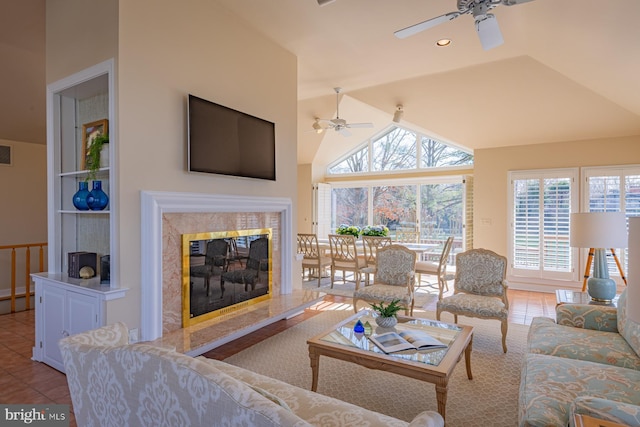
left=309, top=346, right=320, bottom=392
left=435, top=381, right=448, bottom=419
left=465, top=334, right=473, bottom=380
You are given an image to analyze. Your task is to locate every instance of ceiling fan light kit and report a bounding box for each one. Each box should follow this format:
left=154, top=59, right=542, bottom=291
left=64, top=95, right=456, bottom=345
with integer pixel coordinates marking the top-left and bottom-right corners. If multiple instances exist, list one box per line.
left=394, top=0, right=535, bottom=50
left=312, top=87, right=374, bottom=137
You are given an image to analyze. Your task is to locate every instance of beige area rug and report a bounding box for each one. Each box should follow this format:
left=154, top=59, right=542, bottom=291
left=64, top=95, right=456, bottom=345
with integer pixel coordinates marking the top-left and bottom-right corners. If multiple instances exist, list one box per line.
left=223, top=308, right=528, bottom=427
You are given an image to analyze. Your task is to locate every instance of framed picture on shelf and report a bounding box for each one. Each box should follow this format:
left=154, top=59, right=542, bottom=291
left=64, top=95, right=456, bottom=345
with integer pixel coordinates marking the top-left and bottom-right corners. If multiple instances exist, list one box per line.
left=81, top=119, right=108, bottom=170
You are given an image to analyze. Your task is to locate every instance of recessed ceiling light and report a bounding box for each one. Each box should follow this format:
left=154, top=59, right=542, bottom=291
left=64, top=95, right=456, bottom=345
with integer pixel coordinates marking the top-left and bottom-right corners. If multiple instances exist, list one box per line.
left=436, top=39, right=452, bottom=47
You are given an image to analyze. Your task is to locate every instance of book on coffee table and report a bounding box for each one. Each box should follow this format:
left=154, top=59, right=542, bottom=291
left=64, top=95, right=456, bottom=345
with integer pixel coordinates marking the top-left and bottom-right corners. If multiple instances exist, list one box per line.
left=369, top=329, right=447, bottom=353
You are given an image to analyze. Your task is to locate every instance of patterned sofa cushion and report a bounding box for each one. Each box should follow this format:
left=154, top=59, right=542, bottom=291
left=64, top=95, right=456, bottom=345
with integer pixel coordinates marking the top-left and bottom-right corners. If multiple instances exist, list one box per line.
left=60, top=338, right=310, bottom=427
left=569, top=396, right=640, bottom=427
left=202, top=357, right=444, bottom=427
left=617, top=289, right=640, bottom=359
left=527, top=316, right=640, bottom=370
left=519, top=353, right=640, bottom=427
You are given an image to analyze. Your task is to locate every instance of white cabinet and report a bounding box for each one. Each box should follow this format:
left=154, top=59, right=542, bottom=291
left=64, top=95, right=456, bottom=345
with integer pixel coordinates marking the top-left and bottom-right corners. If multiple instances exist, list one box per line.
left=32, top=273, right=126, bottom=372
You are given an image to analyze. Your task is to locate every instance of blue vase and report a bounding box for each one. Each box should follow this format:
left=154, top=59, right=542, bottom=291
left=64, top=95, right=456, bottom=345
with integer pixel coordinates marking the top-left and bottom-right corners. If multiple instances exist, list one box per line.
left=87, top=180, right=109, bottom=211
left=72, top=181, right=90, bottom=210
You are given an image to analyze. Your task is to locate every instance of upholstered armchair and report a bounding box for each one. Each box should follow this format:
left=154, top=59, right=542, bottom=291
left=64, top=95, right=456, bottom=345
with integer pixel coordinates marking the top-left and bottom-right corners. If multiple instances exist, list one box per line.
left=353, top=244, right=417, bottom=316
left=361, top=235, right=393, bottom=285
left=436, top=248, right=509, bottom=352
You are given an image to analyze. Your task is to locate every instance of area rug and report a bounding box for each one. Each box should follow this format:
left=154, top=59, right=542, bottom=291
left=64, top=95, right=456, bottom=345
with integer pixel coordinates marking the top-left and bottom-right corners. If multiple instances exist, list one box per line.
left=223, top=308, right=528, bottom=427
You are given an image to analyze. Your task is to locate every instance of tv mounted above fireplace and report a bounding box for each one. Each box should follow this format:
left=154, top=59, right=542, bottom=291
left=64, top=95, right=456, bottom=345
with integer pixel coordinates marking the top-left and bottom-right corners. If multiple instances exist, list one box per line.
left=187, top=94, right=276, bottom=181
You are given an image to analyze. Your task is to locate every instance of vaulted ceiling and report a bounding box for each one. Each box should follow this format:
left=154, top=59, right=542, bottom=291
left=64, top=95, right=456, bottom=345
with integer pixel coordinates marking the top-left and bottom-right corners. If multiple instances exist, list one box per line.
left=3, top=0, right=640, bottom=167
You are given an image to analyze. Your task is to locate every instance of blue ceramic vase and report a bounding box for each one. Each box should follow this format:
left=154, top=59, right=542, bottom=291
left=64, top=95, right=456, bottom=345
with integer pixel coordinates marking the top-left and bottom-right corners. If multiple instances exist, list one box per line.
left=87, top=180, right=109, bottom=211
left=72, top=181, right=90, bottom=210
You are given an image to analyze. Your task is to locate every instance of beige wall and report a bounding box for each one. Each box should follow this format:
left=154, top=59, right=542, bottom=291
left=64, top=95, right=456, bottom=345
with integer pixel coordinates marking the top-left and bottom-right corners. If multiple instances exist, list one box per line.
left=0, top=140, right=47, bottom=291
left=45, top=0, right=118, bottom=83
left=297, top=164, right=313, bottom=234
left=474, top=136, right=640, bottom=256
left=112, top=1, right=298, bottom=328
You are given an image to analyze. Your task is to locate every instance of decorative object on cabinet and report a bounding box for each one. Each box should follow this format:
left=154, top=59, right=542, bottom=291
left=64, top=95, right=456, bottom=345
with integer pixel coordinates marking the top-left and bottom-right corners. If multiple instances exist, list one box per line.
left=100, top=255, right=110, bottom=284
left=81, top=119, right=108, bottom=179
left=72, top=181, right=91, bottom=210
left=87, top=180, right=109, bottom=210
left=67, top=252, right=97, bottom=279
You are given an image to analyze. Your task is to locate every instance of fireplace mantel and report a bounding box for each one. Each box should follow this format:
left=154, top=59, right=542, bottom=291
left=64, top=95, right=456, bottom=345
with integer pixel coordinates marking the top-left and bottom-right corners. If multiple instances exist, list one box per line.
left=140, top=191, right=293, bottom=341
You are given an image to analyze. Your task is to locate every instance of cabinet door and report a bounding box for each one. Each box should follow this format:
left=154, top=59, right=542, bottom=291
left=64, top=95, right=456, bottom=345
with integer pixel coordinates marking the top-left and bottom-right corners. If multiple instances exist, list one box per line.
left=41, top=285, right=67, bottom=372
left=67, top=291, right=100, bottom=335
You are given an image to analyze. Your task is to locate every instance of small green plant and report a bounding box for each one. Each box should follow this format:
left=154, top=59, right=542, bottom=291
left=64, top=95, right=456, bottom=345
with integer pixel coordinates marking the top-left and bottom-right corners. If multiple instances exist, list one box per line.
left=370, top=299, right=404, bottom=318
left=85, top=133, right=109, bottom=182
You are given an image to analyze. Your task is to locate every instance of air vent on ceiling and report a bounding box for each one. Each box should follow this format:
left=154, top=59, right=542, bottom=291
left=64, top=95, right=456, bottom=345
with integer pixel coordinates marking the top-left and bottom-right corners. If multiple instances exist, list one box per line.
left=0, top=145, right=11, bottom=166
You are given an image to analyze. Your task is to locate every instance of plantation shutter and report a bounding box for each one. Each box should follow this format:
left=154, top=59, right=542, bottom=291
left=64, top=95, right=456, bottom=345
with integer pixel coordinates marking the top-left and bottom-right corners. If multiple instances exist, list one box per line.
left=463, top=175, right=474, bottom=251
left=313, top=183, right=332, bottom=237
left=509, top=169, right=578, bottom=281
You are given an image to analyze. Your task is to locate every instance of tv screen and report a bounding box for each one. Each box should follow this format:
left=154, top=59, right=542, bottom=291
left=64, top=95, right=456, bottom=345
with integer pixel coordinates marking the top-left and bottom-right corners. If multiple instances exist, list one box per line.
left=188, top=94, right=276, bottom=181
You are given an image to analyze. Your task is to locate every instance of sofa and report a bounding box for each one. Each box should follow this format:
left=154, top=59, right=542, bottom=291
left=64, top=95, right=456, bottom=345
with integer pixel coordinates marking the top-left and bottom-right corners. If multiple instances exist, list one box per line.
left=519, top=288, right=640, bottom=426
left=59, top=322, right=444, bottom=427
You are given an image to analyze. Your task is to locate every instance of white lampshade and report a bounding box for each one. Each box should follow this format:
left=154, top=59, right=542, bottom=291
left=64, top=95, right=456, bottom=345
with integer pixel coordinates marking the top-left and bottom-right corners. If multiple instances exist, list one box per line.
left=628, top=217, right=640, bottom=323
left=570, top=212, right=628, bottom=249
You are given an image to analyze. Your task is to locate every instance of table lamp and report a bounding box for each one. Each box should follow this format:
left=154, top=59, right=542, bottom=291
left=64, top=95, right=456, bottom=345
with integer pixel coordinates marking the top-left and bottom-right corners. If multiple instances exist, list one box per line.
left=570, top=212, right=627, bottom=302
left=628, top=217, right=640, bottom=323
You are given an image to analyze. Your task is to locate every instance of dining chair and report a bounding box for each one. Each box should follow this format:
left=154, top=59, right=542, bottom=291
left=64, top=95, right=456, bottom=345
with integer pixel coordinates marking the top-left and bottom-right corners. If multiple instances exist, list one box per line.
left=328, top=234, right=365, bottom=290
left=190, top=239, right=230, bottom=296
left=361, top=235, right=393, bottom=285
left=297, top=233, right=331, bottom=287
left=353, top=244, right=417, bottom=315
left=436, top=248, right=509, bottom=352
left=415, top=236, right=454, bottom=292
left=395, top=229, right=420, bottom=243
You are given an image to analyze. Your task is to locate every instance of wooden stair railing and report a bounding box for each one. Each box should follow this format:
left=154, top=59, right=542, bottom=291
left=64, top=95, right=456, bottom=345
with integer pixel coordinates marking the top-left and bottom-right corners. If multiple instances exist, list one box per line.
left=0, top=242, right=47, bottom=312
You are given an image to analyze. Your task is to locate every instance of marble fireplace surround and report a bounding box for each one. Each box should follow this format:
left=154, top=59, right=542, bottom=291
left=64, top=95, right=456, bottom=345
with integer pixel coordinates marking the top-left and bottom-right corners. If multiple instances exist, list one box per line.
left=140, top=191, right=294, bottom=343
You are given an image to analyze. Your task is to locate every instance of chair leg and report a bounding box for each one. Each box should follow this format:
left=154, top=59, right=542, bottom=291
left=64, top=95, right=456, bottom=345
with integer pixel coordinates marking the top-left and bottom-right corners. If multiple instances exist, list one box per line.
left=352, top=298, right=359, bottom=313
left=317, top=267, right=322, bottom=287
left=501, top=319, right=508, bottom=353
left=330, top=267, right=335, bottom=289
left=436, top=308, right=442, bottom=321
left=409, top=298, right=415, bottom=316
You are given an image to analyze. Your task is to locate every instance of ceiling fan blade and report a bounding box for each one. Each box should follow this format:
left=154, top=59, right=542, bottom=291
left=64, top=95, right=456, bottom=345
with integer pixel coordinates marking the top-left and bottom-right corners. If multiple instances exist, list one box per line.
left=317, top=0, right=336, bottom=6
left=394, top=12, right=462, bottom=39
left=346, top=123, right=374, bottom=129
left=501, top=0, right=535, bottom=5
left=476, top=14, right=504, bottom=50
left=338, top=128, right=352, bottom=137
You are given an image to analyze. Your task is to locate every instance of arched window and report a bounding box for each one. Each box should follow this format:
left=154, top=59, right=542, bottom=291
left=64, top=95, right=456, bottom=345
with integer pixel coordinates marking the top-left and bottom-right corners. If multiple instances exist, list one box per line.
left=328, top=126, right=473, bottom=175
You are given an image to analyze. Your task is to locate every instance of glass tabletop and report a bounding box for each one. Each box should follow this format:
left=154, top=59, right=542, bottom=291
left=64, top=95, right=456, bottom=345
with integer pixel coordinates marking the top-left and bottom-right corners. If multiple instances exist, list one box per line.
left=319, top=311, right=463, bottom=366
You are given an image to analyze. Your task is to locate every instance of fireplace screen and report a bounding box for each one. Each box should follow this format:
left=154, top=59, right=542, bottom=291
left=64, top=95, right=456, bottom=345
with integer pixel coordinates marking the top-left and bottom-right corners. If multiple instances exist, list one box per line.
left=182, top=228, right=272, bottom=327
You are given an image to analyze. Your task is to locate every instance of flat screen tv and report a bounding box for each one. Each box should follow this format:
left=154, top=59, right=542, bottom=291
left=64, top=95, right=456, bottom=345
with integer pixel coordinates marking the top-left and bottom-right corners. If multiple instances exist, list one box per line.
left=188, top=94, right=276, bottom=181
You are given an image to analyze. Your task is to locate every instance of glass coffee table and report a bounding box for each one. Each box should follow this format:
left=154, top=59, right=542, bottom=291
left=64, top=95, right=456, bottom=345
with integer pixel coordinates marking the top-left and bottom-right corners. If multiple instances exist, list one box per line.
left=307, top=310, right=474, bottom=420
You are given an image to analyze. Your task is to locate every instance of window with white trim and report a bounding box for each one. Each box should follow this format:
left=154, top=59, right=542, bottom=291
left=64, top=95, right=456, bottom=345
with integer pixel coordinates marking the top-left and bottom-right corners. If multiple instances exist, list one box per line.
left=508, top=169, right=579, bottom=281
left=582, top=165, right=640, bottom=276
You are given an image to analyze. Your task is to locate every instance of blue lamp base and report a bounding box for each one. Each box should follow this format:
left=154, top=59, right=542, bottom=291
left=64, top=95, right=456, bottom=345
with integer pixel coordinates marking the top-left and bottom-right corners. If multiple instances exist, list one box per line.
left=587, top=277, right=617, bottom=302
left=587, top=248, right=617, bottom=303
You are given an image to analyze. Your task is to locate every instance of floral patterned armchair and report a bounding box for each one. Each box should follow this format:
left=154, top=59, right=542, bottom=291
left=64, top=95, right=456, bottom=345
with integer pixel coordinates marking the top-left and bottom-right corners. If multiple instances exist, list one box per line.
left=436, top=248, right=509, bottom=353
left=353, top=244, right=417, bottom=315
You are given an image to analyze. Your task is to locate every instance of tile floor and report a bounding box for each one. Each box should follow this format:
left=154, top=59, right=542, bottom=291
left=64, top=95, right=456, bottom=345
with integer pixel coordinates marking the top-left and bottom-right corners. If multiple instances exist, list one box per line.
left=0, top=289, right=557, bottom=426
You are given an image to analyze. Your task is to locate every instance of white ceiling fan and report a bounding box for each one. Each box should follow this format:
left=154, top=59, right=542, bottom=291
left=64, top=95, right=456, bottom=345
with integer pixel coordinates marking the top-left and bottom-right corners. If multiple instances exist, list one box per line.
left=313, top=88, right=374, bottom=137
left=394, top=0, right=536, bottom=50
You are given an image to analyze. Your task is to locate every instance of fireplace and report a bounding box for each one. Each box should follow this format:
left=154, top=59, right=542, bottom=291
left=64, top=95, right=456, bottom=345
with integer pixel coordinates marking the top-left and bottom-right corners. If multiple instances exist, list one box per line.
left=140, top=191, right=293, bottom=341
left=183, top=228, right=272, bottom=327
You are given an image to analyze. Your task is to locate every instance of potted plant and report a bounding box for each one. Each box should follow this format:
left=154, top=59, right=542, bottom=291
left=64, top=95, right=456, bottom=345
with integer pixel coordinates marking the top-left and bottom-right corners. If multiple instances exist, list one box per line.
left=336, top=224, right=361, bottom=237
left=361, top=225, right=390, bottom=237
left=85, top=133, right=109, bottom=182
left=370, top=299, right=404, bottom=328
